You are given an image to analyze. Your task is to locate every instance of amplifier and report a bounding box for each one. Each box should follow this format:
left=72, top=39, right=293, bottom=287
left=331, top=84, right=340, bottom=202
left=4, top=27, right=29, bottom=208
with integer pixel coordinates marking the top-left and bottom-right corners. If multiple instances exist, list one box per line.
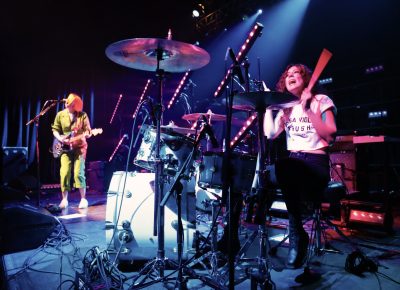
left=1, top=147, right=28, bottom=185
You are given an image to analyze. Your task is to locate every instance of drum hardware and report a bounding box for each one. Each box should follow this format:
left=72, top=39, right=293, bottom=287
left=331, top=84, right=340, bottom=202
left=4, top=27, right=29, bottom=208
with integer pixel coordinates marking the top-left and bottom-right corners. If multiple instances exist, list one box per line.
left=106, top=35, right=210, bottom=288
left=182, top=110, right=227, bottom=122
left=233, top=90, right=298, bottom=289
left=134, top=125, right=197, bottom=177
left=186, top=200, right=228, bottom=286
left=159, top=115, right=229, bottom=290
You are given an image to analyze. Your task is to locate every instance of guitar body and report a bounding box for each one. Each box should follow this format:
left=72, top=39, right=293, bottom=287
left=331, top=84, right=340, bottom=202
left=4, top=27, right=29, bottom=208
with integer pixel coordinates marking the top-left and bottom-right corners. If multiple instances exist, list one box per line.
left=51, top=128, right=103, bottom=158
left=52, top=138, right=72, bottom=158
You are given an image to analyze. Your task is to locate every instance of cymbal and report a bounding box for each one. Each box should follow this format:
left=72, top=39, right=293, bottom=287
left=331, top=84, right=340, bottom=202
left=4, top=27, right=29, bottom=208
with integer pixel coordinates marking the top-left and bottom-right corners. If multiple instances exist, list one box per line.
left=233, top=91, right=299, bottom=111
left=161, top=123, right=196, bottom=135
left=105, top=38, right=210, bottom=72
left=182, top=111, right=226, bottom=122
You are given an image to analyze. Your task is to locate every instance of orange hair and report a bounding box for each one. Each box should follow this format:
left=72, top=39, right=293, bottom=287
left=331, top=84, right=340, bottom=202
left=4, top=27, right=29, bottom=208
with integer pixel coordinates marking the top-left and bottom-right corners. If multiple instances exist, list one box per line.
left=65, top=93, right=83, bottom=112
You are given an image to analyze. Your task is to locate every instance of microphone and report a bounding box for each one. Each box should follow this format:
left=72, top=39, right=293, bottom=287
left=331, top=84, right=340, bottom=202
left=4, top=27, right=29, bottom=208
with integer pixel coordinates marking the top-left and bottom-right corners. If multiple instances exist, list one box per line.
left=49, top=99, right=67, bottom=103
left=228, top=48, right=245, bottom=84
left=201, top=115, right=219, bottom=148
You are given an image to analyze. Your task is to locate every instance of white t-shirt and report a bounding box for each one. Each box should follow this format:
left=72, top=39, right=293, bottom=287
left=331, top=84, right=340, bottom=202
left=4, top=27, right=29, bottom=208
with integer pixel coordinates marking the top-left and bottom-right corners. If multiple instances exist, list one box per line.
left=276, top=94, right=336, bottom=151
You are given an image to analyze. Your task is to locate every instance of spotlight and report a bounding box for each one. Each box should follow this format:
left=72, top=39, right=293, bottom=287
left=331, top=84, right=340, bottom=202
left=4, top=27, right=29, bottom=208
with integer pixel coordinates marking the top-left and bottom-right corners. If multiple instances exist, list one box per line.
left=192, top=9, right=200, bottom=17
left=257, top=9, right=263, bottom=14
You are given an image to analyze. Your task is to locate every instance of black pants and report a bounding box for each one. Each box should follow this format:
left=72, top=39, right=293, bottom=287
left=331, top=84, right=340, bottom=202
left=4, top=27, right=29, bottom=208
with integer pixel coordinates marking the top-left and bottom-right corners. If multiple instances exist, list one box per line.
left=275, top=152, right=330, bottom=225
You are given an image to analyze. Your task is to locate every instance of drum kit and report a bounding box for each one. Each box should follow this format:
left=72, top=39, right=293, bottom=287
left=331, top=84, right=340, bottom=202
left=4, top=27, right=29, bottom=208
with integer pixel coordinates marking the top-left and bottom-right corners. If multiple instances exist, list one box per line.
left=105, top=35, right=297, bottom=289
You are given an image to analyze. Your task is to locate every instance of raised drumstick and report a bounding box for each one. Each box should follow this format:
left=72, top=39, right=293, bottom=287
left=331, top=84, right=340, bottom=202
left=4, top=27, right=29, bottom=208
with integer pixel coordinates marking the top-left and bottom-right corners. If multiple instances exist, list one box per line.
left=307, top=48, right=332, bottom=91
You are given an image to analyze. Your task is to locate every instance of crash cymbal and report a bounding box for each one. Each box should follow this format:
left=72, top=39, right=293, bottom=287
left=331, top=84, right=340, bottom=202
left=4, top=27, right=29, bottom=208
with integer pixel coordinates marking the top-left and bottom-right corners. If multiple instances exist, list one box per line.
left=105, top=38, right=210, bottom=72
left=182, top=111, right=226, bottom=122
left=233, top=91, right=299, bottom=111
left=161, top=123, right=196, bottom=135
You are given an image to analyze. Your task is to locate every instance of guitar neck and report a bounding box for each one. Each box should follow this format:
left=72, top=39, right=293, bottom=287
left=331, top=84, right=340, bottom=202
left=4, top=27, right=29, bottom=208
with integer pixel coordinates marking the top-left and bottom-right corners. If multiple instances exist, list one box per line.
left=68, top=128, right=102, bottom=142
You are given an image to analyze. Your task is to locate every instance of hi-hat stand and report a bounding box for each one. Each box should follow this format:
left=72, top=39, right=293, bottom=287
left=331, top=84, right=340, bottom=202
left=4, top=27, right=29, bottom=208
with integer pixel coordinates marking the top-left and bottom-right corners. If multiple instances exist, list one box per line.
left=232, top=90, right=298, bottom=290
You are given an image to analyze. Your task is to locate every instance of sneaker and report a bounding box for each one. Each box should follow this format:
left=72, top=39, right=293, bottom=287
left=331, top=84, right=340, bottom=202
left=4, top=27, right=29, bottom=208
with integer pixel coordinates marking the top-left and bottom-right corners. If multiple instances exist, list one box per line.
left=78, top=198, right=88, bottom=209
left=59, top=198, right=68, bottom=209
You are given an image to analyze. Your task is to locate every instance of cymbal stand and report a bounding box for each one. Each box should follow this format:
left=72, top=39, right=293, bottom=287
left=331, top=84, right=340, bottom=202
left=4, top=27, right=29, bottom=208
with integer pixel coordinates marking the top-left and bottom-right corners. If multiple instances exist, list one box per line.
left=130, top=48, right=177, bottom=287
left=247, top=105, right=275, bottom=290
left=159, top=120, right=227, bottom=290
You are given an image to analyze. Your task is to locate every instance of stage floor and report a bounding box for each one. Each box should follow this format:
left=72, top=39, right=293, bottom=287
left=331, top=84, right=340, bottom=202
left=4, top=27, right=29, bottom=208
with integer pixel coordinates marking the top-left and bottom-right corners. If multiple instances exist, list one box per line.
left=1, top=188, right=400, bottom=290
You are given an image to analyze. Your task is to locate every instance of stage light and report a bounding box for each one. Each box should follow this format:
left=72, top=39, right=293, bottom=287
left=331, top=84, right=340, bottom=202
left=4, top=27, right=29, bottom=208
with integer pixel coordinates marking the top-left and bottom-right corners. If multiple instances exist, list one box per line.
left=167, top=71, right=191, bottom=109
left=368, top=110, right=387, bottom=119
left=365, top=64, right=384, bottom=74
left=132, top=79, right=151, bottom=118
left=229, top=113, right=257, bottom=148
left=319, top=77, right=333, bottom=85
left=192, top=9, right=200, bottom=17
left=109, top=94, right=123, bottom=124
left=258, top=9, right=263, bottom=14
left=213, top=22, right=264, bottom=98
left=340, top=199, right=393, bottom=233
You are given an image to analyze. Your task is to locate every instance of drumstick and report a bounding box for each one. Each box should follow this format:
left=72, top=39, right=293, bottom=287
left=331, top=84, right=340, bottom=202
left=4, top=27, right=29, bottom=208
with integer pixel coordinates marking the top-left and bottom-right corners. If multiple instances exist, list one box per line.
left=307, top=48, right=332, bottom=91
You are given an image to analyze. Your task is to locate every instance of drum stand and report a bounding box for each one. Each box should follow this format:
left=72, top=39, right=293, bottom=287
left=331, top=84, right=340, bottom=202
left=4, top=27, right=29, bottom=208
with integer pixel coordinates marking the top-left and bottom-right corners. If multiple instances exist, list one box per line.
left=130, top=50, right=179, bottom=288
left=186, top=199, right=227, bottom=285
left=159, top=119, right=228, bottom=290
left=246, top=105, right=275, bottom=290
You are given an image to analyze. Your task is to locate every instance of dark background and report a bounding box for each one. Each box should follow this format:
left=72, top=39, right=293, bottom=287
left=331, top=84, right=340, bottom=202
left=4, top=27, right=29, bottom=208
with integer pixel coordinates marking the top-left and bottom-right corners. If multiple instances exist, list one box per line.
left=1, top=0, right=400, bottom=186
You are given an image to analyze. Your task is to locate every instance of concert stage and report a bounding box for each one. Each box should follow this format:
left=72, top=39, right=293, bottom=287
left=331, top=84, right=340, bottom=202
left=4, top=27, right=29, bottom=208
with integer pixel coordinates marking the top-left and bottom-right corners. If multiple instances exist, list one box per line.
left=1, top=187, right=399, bottom=290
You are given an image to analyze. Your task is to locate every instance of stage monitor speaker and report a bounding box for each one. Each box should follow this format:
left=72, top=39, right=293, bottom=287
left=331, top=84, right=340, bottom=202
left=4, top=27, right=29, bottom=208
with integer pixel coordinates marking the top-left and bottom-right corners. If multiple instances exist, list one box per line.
left=105, top=171, right=196, bottom=261
left=1, top=147, right=28, bottom=186
left=0, top=203, right=58, bottom=255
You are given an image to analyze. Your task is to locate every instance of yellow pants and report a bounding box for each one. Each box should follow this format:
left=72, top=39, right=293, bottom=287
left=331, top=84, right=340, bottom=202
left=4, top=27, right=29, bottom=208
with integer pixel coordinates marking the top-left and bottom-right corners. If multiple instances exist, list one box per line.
left=60, top=150, right=86, bottom=192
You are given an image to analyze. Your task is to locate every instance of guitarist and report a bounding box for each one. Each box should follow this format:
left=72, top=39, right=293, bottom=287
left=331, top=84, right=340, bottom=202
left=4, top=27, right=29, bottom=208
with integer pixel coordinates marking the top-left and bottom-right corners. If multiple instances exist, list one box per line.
left=51, top=93, right=91, bottom=209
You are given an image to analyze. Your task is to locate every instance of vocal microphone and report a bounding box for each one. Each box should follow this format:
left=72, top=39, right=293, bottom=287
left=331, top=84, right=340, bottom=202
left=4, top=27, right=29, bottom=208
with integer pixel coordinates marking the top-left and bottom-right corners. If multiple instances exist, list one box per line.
left=48, top=99, right=67, bottom=103
left=201, top=115, right=219, bottom=148
left=228, top=48, right=245, bottom=84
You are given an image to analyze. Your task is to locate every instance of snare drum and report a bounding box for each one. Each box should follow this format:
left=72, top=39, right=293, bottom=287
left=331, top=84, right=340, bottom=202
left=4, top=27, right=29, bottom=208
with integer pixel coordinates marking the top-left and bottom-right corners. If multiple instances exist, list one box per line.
left=134, top=126, right=195, bottom=175
left=198, top=151, right=256, bottom=193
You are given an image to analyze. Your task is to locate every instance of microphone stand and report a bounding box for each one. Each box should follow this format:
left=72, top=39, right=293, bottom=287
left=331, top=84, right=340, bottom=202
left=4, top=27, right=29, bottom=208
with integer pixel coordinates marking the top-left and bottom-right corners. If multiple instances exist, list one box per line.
left=160, top=134, right=198, bottom=290
left=26, top=101, right=57, bottom=207
left=224, top=52, right=242, bottom=290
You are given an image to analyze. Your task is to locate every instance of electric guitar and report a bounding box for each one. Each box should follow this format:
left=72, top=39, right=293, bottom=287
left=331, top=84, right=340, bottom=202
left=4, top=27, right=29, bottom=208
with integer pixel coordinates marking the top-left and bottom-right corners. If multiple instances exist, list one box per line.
left=51, top=128, right=103, bottom=158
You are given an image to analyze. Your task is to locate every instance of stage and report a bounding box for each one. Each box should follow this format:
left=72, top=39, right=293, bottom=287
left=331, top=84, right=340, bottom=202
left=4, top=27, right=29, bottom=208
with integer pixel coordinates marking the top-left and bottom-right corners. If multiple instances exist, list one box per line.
left=1, top=186, right=400, bottom=290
